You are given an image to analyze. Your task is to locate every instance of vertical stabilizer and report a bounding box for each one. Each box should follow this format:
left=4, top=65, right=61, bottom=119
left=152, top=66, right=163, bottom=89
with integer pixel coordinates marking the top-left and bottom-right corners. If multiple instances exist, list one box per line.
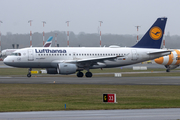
left=133, top=17, right=167, bottom=49
left=44, top=36, right=53, bottom=47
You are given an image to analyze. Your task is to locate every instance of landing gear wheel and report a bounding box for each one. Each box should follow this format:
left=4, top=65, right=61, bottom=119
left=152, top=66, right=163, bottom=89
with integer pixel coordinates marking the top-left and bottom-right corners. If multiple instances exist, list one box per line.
left=27, top=73, right=31, bottom=78
left=77, top=72, right=84, bottom=77
left=27, top=68, right=32, bottom=78
left=166, top=69, right=170, bottom=72
left=85, top=72, right=92, bottom=78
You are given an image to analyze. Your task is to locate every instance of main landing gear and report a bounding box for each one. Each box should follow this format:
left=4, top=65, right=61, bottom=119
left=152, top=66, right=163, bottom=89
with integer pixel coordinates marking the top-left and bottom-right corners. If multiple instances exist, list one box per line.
left=85, top=72, right=92, bottom=77
left=27, top=68, right=32, bottom=78
left=166, top=69, right=170, bottom=72
left=77, top=71, right=84, bottom=77
left=76, top=71, right=93, bottom=78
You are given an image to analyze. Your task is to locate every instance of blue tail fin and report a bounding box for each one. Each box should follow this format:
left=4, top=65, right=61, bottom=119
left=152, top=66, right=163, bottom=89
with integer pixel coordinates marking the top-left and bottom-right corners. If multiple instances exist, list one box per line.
left=133, top=17, right=167, bottom=49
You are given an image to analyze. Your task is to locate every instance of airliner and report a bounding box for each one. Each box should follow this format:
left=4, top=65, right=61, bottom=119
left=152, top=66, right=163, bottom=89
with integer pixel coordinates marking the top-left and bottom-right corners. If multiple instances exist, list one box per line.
left=155, top=49, right=180, bottom=72
left=1, top=36, right=53, bottom=58
left=4, top=17, right=171, bottom=78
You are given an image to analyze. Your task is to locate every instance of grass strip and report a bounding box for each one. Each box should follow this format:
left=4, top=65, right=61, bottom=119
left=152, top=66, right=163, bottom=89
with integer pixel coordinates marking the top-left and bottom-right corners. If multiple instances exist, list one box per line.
left=0, top=84, right=180, bottom=112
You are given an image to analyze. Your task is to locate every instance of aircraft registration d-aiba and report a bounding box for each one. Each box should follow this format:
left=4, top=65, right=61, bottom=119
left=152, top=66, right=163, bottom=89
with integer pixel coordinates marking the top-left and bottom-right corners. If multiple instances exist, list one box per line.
left=4, top=17, right=171, bottom=78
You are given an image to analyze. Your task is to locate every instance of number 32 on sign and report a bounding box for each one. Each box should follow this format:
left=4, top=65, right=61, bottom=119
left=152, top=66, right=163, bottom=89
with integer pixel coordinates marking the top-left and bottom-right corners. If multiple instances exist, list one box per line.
left=103, top=94, right=117, bottom=103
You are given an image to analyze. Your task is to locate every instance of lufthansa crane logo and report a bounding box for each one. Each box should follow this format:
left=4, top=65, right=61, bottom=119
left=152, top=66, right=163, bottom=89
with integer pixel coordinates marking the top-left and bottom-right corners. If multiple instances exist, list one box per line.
left=149, top=27, right=162, bottom=40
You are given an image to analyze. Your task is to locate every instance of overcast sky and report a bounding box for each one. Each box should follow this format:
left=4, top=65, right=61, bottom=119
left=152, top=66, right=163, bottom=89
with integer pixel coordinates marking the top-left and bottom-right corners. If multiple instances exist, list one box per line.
left=0, top=0, right=180, bottom=35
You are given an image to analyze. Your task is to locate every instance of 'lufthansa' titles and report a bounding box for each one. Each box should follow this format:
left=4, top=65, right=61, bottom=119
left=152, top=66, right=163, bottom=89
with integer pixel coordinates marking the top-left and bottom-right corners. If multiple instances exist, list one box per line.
left=35, top=49, right=67, bottom=53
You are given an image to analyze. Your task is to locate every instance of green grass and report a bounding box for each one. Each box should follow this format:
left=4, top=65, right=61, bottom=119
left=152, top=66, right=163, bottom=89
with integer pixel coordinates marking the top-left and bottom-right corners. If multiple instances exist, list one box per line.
left=0, top=84, right=180, bottom=112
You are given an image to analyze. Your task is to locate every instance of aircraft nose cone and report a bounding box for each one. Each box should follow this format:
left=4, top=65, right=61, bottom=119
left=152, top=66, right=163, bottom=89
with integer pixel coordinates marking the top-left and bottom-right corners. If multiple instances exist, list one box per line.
left=154, top=57, right=164, bottom=64
left=3, top=57, right=11, bottom=66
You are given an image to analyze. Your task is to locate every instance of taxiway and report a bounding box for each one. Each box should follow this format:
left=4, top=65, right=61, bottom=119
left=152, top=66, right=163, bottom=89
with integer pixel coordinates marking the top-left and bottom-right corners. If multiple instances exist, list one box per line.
left=0, top=76, right=180, bottom=85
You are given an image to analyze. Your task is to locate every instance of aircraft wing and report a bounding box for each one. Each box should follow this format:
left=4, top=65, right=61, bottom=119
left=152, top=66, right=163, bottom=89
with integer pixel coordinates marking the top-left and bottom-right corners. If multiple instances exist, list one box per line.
left=76, top=55, right=121, bottom=63
left=51, top=55, right=124, bottom=68
left=147, top=50, right=171, bottom=55
left=53, top=55, right=122, bottom=63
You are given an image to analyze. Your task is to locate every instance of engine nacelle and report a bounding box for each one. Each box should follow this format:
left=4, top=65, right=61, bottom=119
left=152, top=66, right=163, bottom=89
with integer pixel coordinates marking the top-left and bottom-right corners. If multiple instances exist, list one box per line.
left=57, top=63, right=77, bottom=75
left=46, top=68, right=58, bottom=74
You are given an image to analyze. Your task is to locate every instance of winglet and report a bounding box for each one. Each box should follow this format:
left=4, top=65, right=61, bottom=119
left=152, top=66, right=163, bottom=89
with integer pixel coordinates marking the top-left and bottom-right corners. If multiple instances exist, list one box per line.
left=44, top=36, right=53, bottom=47
left=133, top=17, right=167, bottom=49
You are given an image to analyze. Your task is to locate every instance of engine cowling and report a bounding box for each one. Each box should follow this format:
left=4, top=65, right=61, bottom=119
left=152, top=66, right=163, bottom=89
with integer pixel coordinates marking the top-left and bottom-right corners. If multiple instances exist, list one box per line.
left=46, top=68, right=58, bottom=74
left=57, top=63, right=77, bottom=75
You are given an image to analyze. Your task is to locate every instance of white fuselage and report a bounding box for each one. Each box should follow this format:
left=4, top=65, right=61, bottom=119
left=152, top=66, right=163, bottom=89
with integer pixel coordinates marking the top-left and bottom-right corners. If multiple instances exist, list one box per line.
left=4, top=47, right=170, bottom=69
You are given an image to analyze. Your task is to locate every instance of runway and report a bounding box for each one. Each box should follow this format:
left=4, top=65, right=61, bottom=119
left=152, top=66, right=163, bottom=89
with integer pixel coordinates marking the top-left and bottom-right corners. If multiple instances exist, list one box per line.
left=0, top=76, right=180, bottom=85
left=1, top=108, right=180, bottom=120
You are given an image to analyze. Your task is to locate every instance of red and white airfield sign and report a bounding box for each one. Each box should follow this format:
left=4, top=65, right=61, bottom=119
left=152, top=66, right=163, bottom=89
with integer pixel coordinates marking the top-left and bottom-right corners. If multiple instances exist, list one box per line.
left=103, top=94, right=117, bottom=103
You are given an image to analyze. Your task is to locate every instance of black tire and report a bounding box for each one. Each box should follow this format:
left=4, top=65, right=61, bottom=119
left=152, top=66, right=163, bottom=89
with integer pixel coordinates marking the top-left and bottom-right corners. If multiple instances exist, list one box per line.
left=27, top=73, right=31, bottom=78
left=77, top=72, right=84, bottom=77
left=85, top=72, right=92, bottom=78
left=166, top=69, right=170, bottom=72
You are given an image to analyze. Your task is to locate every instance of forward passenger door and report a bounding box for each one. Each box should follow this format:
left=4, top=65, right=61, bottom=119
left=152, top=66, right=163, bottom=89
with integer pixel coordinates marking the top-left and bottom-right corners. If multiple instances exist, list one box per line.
left=28, top=49, right=34, bottom=61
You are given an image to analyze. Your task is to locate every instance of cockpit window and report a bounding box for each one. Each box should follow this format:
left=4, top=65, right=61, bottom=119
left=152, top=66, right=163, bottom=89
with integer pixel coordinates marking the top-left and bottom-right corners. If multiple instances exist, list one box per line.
left=11, top=53, right=21, bottom=56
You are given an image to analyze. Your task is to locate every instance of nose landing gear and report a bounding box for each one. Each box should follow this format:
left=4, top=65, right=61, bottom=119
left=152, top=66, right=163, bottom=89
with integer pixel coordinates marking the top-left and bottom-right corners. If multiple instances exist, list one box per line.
left=27, top=68, right=32, bottom=78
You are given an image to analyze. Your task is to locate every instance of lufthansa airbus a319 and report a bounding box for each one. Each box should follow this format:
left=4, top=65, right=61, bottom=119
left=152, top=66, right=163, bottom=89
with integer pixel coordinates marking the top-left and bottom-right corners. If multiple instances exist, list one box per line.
left=4, top=17, right=171, bottom=78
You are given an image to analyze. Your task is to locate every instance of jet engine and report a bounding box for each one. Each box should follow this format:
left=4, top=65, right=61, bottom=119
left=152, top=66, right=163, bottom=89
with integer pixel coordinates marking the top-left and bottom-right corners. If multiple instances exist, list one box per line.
left=57, top=63, right=77, bottom=75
